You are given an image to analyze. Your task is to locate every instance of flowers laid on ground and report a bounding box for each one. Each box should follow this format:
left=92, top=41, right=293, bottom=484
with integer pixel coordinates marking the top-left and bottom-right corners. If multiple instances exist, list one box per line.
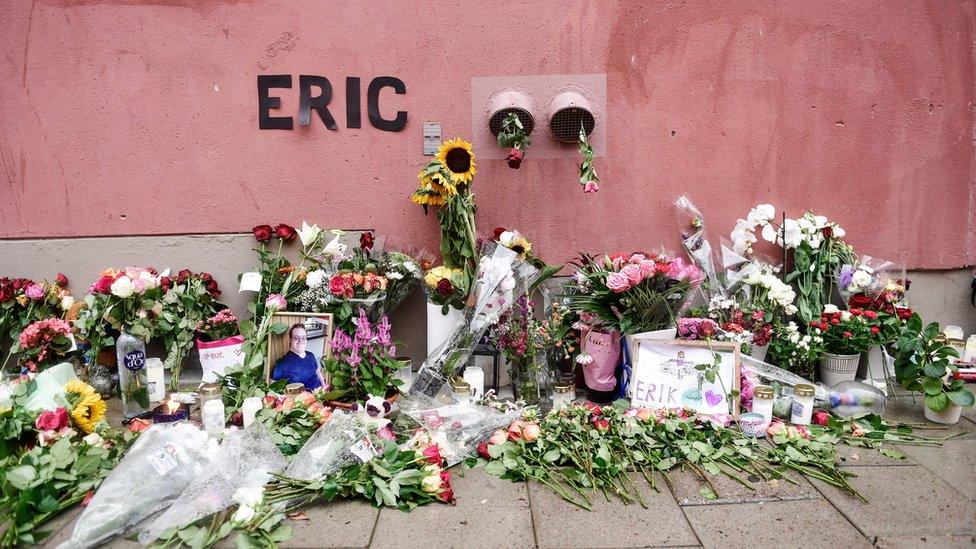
left=578, top=125, right=600, bottom=193
left=496, top=112, right=531, bottom=169
left=256, top=391, right=333, bottom=455
left=15, top=318, right=73, bottom=373
left=411, top=138, right=478, bottom=302
left=567, top=252, right=703, bottom=335
left=478, top=402, right=869, bottom=507
left=322, top=309, right=401, bottom=404
left=0, top=378, right=136, bottom=546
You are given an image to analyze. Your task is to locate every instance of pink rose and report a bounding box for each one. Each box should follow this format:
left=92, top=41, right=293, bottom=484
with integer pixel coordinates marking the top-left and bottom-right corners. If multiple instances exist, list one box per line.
left=583, top=180, right=599, bottom=193
left=521, top=422, right=541, bottom=442
left=489, top=429, right=508, bottom=446
left=766, top=420, right=788, bottom=437
left=606, top=272, right=631, bottom=293
left=35, top=407, right=69, bottom=431
left=25, top=283, right=45, bottom=300
left=265, top=294, right=287, bottom=311
left=328, top=275, right=345, bottom=296
left=635, top=408, right=653, bottom=422
left=638, top=260, right=656, bottom=278
left=620, top=264, right=643, bottom=286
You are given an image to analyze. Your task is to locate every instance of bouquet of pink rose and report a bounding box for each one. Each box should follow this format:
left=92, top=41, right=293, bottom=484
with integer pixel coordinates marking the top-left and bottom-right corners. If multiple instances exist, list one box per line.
left=16, top=318, right=74, bottom=373
left=566, top=251, right=704, bottom=335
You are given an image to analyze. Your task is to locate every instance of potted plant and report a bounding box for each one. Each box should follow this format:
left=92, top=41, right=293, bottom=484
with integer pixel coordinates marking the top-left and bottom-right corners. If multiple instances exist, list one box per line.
left=321, top=308, right=402, bottom=408
left=810, top=305, right=873, bottom=386
left=894, top=313, right=975, bottom=425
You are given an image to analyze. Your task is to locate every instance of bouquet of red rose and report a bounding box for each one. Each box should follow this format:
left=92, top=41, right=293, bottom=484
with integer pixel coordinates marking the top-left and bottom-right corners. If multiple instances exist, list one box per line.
left=809, top=305, right=876, bottom=355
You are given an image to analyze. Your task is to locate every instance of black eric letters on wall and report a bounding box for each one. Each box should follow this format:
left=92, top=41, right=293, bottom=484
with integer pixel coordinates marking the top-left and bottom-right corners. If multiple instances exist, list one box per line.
left=257, top=75, right=407, bottom=131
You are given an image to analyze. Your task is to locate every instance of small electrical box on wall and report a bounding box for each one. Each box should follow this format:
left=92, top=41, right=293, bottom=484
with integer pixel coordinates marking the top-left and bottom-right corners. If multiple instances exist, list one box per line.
left=471, top=74, right=606, bottom=160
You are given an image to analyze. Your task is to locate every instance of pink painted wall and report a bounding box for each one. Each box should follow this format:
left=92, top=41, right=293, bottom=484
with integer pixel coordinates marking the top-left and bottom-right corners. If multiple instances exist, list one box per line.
left=1, top=0, right=973, bottom=269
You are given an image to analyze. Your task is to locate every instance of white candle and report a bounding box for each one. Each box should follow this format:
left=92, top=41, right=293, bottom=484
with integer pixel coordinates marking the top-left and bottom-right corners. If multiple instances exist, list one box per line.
left=146, top=358, right=166, bottom=403
left=203, top=399, right=225, bottom=435
left=242, top=396, right=262, bottom=428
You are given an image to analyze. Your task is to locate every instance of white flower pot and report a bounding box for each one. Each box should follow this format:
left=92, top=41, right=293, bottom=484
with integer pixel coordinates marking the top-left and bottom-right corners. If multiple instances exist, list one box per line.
left=819, top=352, right=860, bottom=387
left=924, top=402, right=963, bottom=425
left=856, top=346, right=887, bottom=381
left=749, top=345, right=769, bottom=362
left=426, top=301, right=465, bottom=356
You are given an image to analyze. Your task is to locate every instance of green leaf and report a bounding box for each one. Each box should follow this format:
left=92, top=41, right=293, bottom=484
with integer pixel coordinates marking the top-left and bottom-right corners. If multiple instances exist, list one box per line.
left=6, top=464, right=37, bottom=490
left=484, top=460, right=508, bottom=476
left=879, top=448, right=906, bottom=460
left=924, top=392, right=949, bottom=413
left=543, top=449, right=561, bottom=463
left=947, top=388, right=975, bottom=408
left=699, top=485, right=718, bottom=500
left=921, top=376, right=944, bottom=396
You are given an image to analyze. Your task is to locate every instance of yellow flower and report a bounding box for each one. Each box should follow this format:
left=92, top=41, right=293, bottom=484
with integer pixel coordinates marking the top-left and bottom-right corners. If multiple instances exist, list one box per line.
left=435, top=138, right=476, bottom=186
left=70, top=394, right=106, bottom=434
left=64, top=380, right=105, bottom=433
left=424, top=266, right=460, bottom=288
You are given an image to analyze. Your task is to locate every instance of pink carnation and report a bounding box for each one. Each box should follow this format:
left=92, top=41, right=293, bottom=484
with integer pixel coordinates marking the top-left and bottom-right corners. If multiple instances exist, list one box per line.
left=606, top=272, right=631, bottom=293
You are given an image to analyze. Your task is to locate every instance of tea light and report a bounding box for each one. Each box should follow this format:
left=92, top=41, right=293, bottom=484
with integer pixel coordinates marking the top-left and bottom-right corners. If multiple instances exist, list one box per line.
left=738, top=412, right=767, bottom=437
left=152, top=398, right=190, bottom=423
left=242, top=396, right=262, bottom=428
left=146, top=358, right=166, bottom=403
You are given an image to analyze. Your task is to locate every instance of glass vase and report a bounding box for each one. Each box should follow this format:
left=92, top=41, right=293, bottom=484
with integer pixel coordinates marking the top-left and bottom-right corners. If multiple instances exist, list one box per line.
left=510, top=353, right=553, bottom=409
left=116, top=330, right=151, bottom=418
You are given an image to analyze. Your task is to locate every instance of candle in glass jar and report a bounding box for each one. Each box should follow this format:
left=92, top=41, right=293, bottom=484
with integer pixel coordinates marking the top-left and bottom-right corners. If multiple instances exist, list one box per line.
left=552, top=379, right=576, bottom=409
left=152, top=399, right=189, bottom=423
left=242, top=396, right=262, bottom=428
left=790, top=384, right=815, bottom=425
left=202, top=398, right=225, bottom=435
left=146, top=358, right=166, bottom=403
left=752, top=385, right=774, bottom=426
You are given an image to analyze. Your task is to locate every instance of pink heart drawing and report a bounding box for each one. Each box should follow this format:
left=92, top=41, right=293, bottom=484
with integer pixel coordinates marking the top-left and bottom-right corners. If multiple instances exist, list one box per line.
left=704, top=390, right=723, bottom=407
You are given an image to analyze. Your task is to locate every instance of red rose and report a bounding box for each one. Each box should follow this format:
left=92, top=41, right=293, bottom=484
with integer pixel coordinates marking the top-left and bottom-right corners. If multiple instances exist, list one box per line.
left=593, top=418, right=610, bottom=431
left=229, top=411, right=243, bottom=426
left=436, top=486, right=454, bottom=503
left=91, top=276, right=114, bottom=295
left=55, top=273, right=69, bottom=287
left=200, top=272, right=213, bottom=282
left=822, top=226, right=834, bottom=238
left=812, top=410, right=829, bottom=426
left=830, top=318, right=840, bottom=325
left=176, top=269, right=193, bottom=284
left=359, top=231, right=374, bottom=251
left=583, top=402, right=602, bottom=416
left=12, top=278, right=25, bottom=290
left=81, top=490, right=95, bottom=507
left=160, top=276, right=172, bottom=291
left=700, top=321, right=716, bottom=338
left=206, top=280, right=221, bottom=298
left=0, top=285, right=12, bottom=303
left=35, top=407, right=69, bottom=431
left=492, top=227, right=506, bottom=241
left=506, top=147, right=524, bottom=169
left=477, top=440, right=491, bottom=460
left=422, top=444, right=442, bottom=465
left=252, top=224, right=273, bottom=243
left=896, top=307, right=912, bottom=320
left=128, top=418, right=152, bottom=433
left=819, top=322, right=829, bottom=331
left=870, top=326, right=880, bottom=334
left=848, top=295, right=872, bottom=309
left=849, top=308, right=862, bottom=316
left=328, top=275, right=346, bottom=296
left=274, top=224, right=297, bottom=240
left=436, top=278, right=453, bottom=298
left=843, top=331, right=852, bottom=338
left=863, top=310, right=878, bottom=319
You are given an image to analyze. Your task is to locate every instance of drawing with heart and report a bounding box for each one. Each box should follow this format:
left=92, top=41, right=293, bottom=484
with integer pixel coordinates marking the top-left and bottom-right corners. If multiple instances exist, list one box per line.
left=704, top=390, right=723, bottom=407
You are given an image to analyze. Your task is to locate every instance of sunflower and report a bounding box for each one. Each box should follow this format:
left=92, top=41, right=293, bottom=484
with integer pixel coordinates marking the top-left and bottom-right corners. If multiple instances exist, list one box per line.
left=64, top=380, right=106, bottom=433
left=434, top=138, right=476, bottom=186
left=411, top=171, right=455, bottom=208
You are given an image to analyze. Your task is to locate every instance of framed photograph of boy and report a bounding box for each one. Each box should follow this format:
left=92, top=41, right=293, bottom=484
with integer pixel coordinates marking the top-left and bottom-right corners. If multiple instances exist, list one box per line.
left=630, top=339, right=741, bottom=417
left=264, top=312, right=334, bottom=391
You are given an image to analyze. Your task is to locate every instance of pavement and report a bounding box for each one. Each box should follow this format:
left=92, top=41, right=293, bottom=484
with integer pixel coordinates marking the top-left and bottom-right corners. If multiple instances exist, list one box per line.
left=41, top=388, right=976, bottom=549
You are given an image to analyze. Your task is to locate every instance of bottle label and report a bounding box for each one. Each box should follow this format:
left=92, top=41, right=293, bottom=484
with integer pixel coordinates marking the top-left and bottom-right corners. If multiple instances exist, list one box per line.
left=123, top=350, right=146, bottom=372
left=790, top=401, right=805, bottom=419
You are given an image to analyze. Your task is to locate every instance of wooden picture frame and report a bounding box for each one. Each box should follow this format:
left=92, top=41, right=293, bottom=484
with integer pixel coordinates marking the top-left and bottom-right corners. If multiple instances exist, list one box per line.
left=630, top=339, right=741, bottom=417
left=264, top=312, right=334, bottom=385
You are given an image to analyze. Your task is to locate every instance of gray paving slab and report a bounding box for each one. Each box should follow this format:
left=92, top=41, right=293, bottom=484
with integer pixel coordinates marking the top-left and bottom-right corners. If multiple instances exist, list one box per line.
left=36, top=506, right=84, bottom=548
left=882, top=397, right=976, bottom=440
left=277, top=499, right=379, bottom=548
left=528, top=474, right=699, bottom=548
left=874, top=534, right=976, bottom=548
left=667, top=466, right=819, bottom=505
left=683, top=498, right=871, bottom=548
left=897, top=439, right=976, bottom=500
left=370, top=467, right=534, bottom=549
left=808, top=464, right=976, bottom=538
left=834, top=441, right=918, bottom=467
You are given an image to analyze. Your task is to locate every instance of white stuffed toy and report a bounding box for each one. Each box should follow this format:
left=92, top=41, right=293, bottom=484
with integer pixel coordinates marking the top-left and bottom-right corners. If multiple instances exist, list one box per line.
left=351, top=394, right=392, bottom=429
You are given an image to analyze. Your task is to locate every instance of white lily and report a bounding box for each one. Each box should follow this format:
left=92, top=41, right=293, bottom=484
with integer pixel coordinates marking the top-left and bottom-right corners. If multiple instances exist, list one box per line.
left=297, top=221, right=323, bottom=248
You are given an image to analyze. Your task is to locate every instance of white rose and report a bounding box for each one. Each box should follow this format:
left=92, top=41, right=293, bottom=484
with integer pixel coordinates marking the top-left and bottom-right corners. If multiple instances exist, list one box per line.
left=232, top=505, right=256, bottom=524
left=233, top=485, right=264, bottom=507
left=833, top=225, right=846, bottom=238
left=498, top=231, right=517, bottom=247
left=137, top=271, right=158, bottom=290
left=840, top=311, right=852, bottom=321
left=823, top=304, right=840, bottom=314
left=812, top=215, right=829, bottom=229
left=110, top=276, right=134, bottom=298
left=61, top=295, right=75, bottom=310
left=421, top=473, right=442, bottom=494
left=851, top=270, right=872, bottom=289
